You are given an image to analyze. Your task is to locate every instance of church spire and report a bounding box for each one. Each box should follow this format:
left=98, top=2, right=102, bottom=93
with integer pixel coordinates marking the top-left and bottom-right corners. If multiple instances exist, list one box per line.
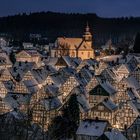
left=83, top=22, right=92, bottom=41
left=86, top=22, right=90, bottom=32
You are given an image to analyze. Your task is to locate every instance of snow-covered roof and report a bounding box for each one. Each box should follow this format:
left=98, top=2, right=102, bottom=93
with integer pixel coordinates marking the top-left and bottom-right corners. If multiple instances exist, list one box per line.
left=127, top=88, right=140, bottom=100
left=49, top=73, right=66, bottom=87
left=31, top=67, right=49, bottom=84
left=40, top=97, right=62, bottom=111
left=3, top=80, right=16, bottom=91
left=77, top=93, right=90, bottom=112
left=76, top=119, right=108, bottom=137
left=23, top=79, right=40, bottom=94
left=1, top=110, right=27, bottom=121
left=102, top=98, right=118, bottom=111
left=125, top=76, right=140, bottom=90
left=118, top=54, right=134, bottom=64
left=0, top=68, right=12, bottom=78
left=78, top=67, right=93, bottom=84
left=100, top=81, right=117, bottom=96
left=75, top=73, right=87, bottom=86
left=45, top=84, right=59, bottom=97
left=3, top=80, right=30, bottom=93
left=77, top=59, right=97, bottom=71
left=116, top=63, right=132, bottom=74
left=101, top=68, right=118, bottom=83
left=128, top=99, right=140, bottom=115
left=3, top=92, right=31, bottom=109
left=30, top=65, right=57, bottom=85
left=10, top=61, right=35, bottom=81
left=0, top=52, right=12, bottom=66
left=59, top=67, right=76, bottom=76
left=57, top=37, right=83, bottom=50
left=105, top=129, right=128, bottom=140
left=127, top=56, right=138, bottom=71
left=9, top=110, right=27, bottom=120
left=100, top=55, right=122, bottom=63
left=69, top=86, right=89, bottom=112
left=110, top=67, right=123, bottom=82
left=16, top=50, right=41, bottom=57
left=62, top=56, right=81, bottom=68
left=44, top=57, right=58, bottom=66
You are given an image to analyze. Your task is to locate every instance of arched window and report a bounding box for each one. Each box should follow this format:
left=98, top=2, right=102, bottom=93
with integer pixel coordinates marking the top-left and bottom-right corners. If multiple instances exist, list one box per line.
left=88, top=52, right=90, bottom=58
left=71, top=52, right=75, bottom=57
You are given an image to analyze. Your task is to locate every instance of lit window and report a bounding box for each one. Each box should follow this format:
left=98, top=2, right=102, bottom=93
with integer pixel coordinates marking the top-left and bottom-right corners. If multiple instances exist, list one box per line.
left=88, top=52, right=90, bottom=57
left=72, top=52, right=75, bottom=57
left=98, top=105, right=104, bottom=111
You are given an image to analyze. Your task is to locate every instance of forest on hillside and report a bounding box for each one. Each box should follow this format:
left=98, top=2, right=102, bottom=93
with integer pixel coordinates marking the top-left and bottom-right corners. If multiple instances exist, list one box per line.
left=0, top=12, right=140, bottom=45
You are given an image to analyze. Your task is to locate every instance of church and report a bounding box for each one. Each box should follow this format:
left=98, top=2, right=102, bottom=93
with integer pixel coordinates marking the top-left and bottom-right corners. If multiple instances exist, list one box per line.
left=52, top=23, right=95, bottom=60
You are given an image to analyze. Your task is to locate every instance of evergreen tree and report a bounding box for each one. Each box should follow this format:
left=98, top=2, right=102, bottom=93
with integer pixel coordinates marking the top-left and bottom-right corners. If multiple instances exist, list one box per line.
left=48, top=94, right=80, bottom=140
left=48, top=116, right=69, bottom=140
left=133, top=32, right=140, bottom=53
left=67, top=94, right=80, bottom=126
left=9, top=51, right=16, bottom=64
left=16, top=73, right=21, bottom=82
left=62, top=94, right=80, bottom=138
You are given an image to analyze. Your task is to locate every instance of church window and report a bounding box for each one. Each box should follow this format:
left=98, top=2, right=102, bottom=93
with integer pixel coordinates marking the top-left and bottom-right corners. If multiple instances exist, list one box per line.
left=81, top=52, right=84, bottom=55
left=88, top=52, right=90, bottom=57
left=72, top=52, right=75, bottom=57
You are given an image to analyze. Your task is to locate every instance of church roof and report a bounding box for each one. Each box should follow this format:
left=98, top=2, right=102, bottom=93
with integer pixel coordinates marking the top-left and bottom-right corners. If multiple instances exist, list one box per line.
left=57, top=37, right=83, bottom=49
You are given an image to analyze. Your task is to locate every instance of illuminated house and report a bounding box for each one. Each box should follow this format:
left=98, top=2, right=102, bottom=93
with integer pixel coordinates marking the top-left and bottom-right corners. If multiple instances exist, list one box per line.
left=132, top=65, right=140, bottom=84
left=0, top=52, right=12, bottom=68
left=15, top=50, right=41, bottom=64
left=0, top=37, right=9, bottom=48
left=76, top=59, right=97, bottom=72
left=76, top=119, right=110, bottom=140
left=53, top=24, right=95, bottom=60
left=1, top=51, right=140, bottom=133
left=59, top=75, right=79, bottom=102
left=3, top=92, right=31, bottom=113
left=45, top=56, right=81, bottom=71
left=86, top=76, right=99, bottom=93
left=31, top=96, right=61, bottom=131
left=0, top=81, right=11, bottom=114
left=95, top=61, right=109, bottom=75
left=0, top=68, right=14, bottom=81
left=22, top=42, right=34, bottom=50
left=89, top=98, right=118, bottom=126
left=89, top=81, right=117, bottom=107
left=30, top=84, right=61, bottom=131
left=127, top=117, right=140, bottom=140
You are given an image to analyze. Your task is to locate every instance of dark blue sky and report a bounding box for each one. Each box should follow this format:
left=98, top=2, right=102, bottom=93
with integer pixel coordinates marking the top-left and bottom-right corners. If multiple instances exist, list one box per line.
left=1, top=0, right=140, bottom=17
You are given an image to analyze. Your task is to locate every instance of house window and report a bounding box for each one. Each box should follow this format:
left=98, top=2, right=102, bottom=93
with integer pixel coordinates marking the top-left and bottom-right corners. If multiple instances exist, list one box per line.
left=98, top=105, right=104, bottom=111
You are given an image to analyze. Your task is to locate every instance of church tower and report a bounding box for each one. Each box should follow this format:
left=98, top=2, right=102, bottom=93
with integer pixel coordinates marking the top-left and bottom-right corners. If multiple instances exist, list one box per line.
left=83, top=22, right=93, bottom=48
left=83, top=22, right=92, bottom=42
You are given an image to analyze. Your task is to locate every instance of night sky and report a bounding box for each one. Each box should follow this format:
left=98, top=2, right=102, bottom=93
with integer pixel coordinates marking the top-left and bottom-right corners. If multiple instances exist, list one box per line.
left=0, top=0, right=140, bottom=17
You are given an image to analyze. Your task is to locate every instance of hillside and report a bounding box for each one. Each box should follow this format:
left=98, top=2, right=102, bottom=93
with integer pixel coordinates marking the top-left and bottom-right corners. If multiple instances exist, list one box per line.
left=0, top=11, right=140, bottom=45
